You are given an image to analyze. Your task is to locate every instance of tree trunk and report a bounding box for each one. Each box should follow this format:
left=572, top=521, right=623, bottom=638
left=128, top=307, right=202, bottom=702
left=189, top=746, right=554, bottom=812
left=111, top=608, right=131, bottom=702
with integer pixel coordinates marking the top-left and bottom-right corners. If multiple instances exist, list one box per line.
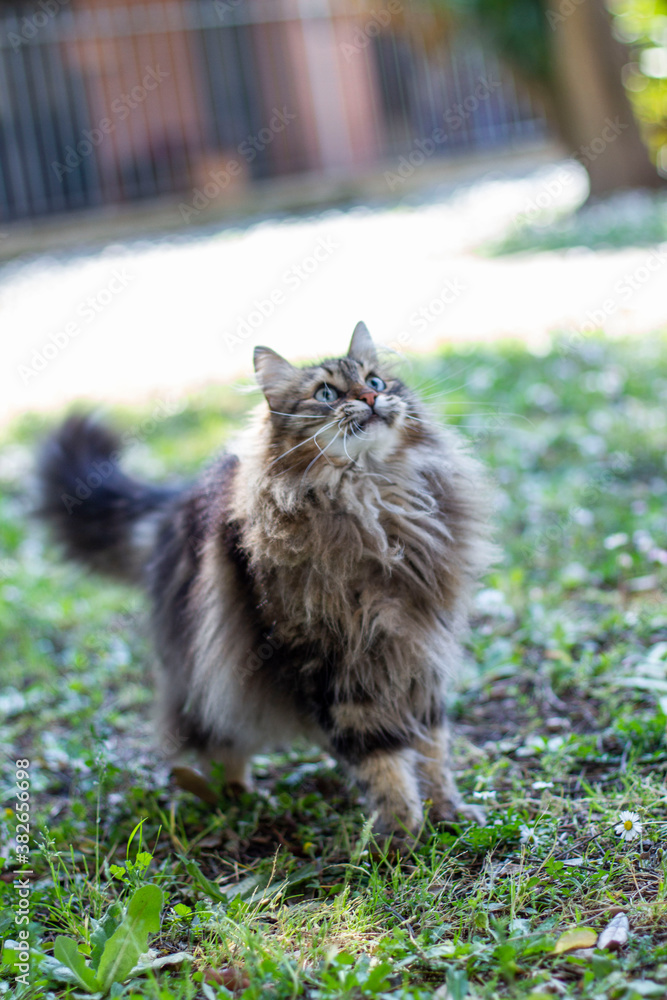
left=546, top=0, right=663, bottom=196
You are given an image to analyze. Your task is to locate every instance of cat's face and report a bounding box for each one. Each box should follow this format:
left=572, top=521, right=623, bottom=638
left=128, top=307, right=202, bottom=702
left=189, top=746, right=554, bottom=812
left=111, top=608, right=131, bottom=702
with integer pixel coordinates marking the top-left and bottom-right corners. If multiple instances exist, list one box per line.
left=254, top=323, right=422, bottom=474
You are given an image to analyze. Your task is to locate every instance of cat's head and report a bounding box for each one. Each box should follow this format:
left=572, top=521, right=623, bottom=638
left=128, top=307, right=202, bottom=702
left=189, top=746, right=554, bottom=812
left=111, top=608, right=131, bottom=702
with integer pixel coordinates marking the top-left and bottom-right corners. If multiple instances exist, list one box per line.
left=253, top=323, right=426, bottom=474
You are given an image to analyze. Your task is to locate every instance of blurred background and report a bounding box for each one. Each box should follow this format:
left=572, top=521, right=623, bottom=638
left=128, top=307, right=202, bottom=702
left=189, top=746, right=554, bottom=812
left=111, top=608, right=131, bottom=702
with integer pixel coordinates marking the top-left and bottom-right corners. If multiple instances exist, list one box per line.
left=0, top=0, right=666, bottom=421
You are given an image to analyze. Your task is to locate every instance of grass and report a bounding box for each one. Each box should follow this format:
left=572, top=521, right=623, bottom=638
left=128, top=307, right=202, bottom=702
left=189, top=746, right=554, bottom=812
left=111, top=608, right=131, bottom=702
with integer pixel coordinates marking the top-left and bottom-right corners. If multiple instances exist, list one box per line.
left=2, top=332, right=667, bottom=999
left=485, top=189, right=667, bottom=256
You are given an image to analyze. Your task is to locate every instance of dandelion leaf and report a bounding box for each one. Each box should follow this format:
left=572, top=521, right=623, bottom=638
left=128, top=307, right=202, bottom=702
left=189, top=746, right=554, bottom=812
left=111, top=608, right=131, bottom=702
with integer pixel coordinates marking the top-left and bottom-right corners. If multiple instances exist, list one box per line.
left=96, top=884, right=163, bottom=992
left=53, top=936, right=100, bottom=993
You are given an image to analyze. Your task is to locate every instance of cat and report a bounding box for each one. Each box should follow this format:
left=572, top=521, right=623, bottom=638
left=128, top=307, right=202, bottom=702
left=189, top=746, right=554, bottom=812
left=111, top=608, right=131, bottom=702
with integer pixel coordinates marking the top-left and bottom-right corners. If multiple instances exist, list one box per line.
left=37, top=322, right=493, bottom=834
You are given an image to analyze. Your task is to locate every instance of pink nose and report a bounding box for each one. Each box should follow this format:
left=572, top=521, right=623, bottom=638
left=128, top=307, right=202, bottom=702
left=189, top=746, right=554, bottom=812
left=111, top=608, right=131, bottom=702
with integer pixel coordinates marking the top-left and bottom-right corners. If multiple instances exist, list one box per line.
left=358, top=390, right=378, bottom=408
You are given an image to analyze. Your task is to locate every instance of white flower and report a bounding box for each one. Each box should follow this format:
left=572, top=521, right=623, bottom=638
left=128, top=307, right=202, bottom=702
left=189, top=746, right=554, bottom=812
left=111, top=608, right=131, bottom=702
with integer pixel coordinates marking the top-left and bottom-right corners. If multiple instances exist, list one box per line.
left=519, top=825, right=540, bottom=848
left=532, top=781, right=554, bottom=790
left=604, top=532, right=629, bottom=550
left=614, top=810, right=643, bottom=842
left=473, top=790, right=496, bottom=800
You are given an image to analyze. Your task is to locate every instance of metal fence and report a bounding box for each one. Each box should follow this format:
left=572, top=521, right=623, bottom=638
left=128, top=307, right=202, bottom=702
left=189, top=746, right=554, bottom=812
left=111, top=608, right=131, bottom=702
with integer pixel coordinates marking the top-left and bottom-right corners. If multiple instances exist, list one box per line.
left=0, top=0, right=548, bottom=223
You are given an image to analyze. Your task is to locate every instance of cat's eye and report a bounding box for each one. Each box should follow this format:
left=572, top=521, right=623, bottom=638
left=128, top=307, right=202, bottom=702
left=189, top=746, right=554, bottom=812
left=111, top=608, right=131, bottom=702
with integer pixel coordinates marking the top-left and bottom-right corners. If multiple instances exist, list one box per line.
left=314, top=384, right=340, bottom=403
left=366, top=376, right=386, bottom=392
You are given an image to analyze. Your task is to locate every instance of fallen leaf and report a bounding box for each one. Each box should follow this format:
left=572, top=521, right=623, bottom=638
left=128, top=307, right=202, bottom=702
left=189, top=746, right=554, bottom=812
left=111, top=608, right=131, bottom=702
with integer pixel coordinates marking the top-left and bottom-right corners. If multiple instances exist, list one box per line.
left=203, top=966, right=250, bottom=990
left=196, top=834, right=223, bottom=848
left=623, top=980, right=664, bottom=996
left=553, top=928, right=598, bottom=954
left=131, top=950, right=193, bottom=974
left=597, top=912, right=629, bottom=951
left=172, top=766, right=218, bottom=805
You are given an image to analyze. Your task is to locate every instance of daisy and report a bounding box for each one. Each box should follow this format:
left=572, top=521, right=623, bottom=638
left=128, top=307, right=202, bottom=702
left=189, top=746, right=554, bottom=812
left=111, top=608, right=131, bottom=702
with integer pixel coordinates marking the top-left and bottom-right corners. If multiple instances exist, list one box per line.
left=614, top=810, right=643, bottom=842
left=519, top=825, right=540, bottom=848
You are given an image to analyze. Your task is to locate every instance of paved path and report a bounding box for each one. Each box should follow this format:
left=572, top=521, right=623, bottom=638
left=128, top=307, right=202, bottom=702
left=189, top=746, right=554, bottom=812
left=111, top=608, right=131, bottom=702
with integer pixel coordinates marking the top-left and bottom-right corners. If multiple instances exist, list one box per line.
left=1, top=160, right=666, bottom=423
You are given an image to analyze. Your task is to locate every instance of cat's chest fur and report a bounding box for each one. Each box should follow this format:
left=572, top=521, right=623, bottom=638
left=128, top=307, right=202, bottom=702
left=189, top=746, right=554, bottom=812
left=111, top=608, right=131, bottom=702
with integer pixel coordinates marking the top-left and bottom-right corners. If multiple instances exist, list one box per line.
left=232, top=445, right=470, bottom=660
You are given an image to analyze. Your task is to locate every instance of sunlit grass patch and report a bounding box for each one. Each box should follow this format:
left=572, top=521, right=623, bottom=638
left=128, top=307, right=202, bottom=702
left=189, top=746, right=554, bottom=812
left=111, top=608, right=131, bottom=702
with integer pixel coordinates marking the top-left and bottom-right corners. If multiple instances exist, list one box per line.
left=485, top=190, right=667, bottom=256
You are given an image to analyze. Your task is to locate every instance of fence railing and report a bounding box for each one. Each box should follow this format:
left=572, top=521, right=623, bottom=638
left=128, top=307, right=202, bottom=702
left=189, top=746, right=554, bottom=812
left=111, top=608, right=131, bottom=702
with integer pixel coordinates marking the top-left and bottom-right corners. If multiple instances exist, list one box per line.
left=0, top=0, right=548, bottom=222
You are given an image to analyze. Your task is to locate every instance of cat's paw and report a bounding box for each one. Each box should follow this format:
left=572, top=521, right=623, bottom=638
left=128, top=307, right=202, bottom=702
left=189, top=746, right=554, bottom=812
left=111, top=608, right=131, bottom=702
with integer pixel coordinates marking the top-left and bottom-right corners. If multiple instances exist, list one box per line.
left=455, top=800, right=486, bottom=826
left=370, top=830, right=420, bottom=861
left=171, top=766, right=218, bottom=805
left=372, top=809, right=422, bottom=840
left=428, top=797, right=486, bottom=828
left=226, top=779, right=253, bottom=797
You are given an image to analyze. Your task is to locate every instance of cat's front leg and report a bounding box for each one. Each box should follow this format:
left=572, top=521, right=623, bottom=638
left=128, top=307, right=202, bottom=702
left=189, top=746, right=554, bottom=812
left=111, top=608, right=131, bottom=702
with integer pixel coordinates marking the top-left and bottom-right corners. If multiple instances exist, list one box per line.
left=322, top=699, right=423, bottom=832
left=414, top=724, right=485, bottom=826
left=346, top=747, right=423, bottom=834
left=201, top=746, right=254, bottom=792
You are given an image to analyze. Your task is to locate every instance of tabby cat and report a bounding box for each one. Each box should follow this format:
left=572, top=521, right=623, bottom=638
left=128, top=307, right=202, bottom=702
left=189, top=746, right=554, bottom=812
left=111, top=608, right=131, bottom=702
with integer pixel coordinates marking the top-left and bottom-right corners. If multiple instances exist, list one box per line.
left=38, top=323, right=493, bottom=833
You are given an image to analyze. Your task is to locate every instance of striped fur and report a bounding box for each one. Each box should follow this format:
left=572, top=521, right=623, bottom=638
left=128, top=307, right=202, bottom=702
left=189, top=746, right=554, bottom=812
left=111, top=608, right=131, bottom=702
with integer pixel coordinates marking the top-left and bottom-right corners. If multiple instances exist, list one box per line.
left=37, top=323, right=494, bottom=833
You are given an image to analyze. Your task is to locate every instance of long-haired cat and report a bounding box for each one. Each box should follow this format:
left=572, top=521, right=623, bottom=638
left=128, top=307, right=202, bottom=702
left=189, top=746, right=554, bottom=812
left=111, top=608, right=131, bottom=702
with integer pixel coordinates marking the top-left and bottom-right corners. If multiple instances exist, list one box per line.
left=38, top=323, right=492, bottom=834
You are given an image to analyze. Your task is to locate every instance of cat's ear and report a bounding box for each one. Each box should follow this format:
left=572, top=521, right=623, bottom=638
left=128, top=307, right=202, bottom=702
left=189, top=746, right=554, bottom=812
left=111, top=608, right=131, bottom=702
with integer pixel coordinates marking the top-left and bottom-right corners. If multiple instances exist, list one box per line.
left=254, top=346, right=296, bottom=405
left=347, top=321, right=377, bottom=365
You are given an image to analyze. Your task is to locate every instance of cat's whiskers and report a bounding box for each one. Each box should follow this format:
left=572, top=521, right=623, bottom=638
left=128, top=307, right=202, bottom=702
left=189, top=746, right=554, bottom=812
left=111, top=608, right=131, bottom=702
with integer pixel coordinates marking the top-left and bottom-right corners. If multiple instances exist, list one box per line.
left=409, top=357, right=505, bottom=397
left=342, top=427, right=355, bottom=465
left=416, top=383, right=486, bottom=402
left=349, top=420, right=366, bottom=441
left=301, top=424, right=344, bottom=482
left=313, top=419, right=343, bottom=458
left=274, top=420, right=344, bottom=480
left=268, top=420, right=339, bottom=469
left=335, top=422, right=399, bottom=484
left=440, top=407, right=535, bottom=424
left=269, top=410, right=325, bottom=420
left=415, top=396, right=513, bottom=414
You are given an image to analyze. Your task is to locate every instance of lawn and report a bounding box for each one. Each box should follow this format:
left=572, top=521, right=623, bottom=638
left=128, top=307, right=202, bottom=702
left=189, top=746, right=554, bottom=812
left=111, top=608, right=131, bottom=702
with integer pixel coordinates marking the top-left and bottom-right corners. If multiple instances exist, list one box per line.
left=2, top=332, right=667, bottom=999
left=486, top=189, right=667, bottom=256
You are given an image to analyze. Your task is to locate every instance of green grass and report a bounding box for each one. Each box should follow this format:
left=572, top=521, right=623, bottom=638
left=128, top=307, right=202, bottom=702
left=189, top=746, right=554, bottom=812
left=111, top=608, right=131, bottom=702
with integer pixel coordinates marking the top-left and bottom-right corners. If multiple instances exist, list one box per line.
left=486, top=190, right=667, bottom=256
left=3, top=333, right=667, bottom=999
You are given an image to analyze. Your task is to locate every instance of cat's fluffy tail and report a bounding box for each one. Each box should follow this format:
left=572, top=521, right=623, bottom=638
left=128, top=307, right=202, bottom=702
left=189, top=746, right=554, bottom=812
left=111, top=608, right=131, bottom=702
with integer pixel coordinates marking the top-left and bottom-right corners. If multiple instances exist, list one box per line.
left=36, top=413, right=180, bottom=584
